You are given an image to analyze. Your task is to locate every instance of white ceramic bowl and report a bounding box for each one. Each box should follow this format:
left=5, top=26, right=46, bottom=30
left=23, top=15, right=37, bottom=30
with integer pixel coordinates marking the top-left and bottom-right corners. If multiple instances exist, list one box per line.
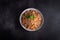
left=19, top=8, right=44, bottom=31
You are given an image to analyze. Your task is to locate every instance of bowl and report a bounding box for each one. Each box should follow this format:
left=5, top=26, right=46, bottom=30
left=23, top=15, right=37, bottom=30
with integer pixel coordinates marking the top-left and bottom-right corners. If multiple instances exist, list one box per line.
left=19, top=8, right=44, bottom=31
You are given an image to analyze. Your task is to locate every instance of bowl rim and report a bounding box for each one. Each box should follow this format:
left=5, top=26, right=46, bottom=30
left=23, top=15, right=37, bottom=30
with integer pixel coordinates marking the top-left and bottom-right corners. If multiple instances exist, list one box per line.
left=19, top=8, right=44, bottom=31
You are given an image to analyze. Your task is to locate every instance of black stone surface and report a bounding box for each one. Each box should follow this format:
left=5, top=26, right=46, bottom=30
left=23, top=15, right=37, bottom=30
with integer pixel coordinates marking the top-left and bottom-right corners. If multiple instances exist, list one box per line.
left=0, top=0, right=60, bottom=40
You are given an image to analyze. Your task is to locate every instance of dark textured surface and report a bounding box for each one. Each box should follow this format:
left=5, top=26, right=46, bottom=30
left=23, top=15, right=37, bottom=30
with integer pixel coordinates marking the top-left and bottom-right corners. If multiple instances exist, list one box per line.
left=0, top=0, right=60, bottom=40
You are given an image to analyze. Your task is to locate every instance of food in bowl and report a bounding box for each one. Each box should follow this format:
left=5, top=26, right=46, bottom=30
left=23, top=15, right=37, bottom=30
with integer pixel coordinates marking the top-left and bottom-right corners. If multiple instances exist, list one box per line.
left=20, top=8, right=44, bottom=31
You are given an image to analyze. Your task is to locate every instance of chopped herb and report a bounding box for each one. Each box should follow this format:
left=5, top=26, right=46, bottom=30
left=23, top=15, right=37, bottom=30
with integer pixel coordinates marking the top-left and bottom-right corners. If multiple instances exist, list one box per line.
left=30, top=15, right=35, bottom=19
left=25, top=14, right=35, bottom=19
left=26, top=14, right=30, bottom=19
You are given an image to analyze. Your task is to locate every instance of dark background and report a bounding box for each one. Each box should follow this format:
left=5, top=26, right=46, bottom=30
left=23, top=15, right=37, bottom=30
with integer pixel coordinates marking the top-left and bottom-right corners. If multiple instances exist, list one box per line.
left=0, top=0, right=60, bottom=40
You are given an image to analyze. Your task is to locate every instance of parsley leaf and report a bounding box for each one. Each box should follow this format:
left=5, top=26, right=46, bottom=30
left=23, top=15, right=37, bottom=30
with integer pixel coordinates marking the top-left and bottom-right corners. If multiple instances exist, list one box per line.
left=30, top=15, right=35, bottom=19
left=26, top=14, right=35, bottom=19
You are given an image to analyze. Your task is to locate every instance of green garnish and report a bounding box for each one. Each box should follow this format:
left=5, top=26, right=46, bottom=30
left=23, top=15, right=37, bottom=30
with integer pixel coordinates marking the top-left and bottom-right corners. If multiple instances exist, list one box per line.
left=26, top=14, right=30, bottom=19
left=26, top=14, right=35, bottom=19
left=30, top=15, right=35, bottom=19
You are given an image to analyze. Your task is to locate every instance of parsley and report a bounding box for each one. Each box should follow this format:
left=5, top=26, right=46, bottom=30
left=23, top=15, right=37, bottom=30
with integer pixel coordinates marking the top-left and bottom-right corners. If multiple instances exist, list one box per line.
left=30, top=15, right=35, bottom=19
left=26, top=14, right=35, bottom=19
left=26, top=14, right=30, bottom=19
